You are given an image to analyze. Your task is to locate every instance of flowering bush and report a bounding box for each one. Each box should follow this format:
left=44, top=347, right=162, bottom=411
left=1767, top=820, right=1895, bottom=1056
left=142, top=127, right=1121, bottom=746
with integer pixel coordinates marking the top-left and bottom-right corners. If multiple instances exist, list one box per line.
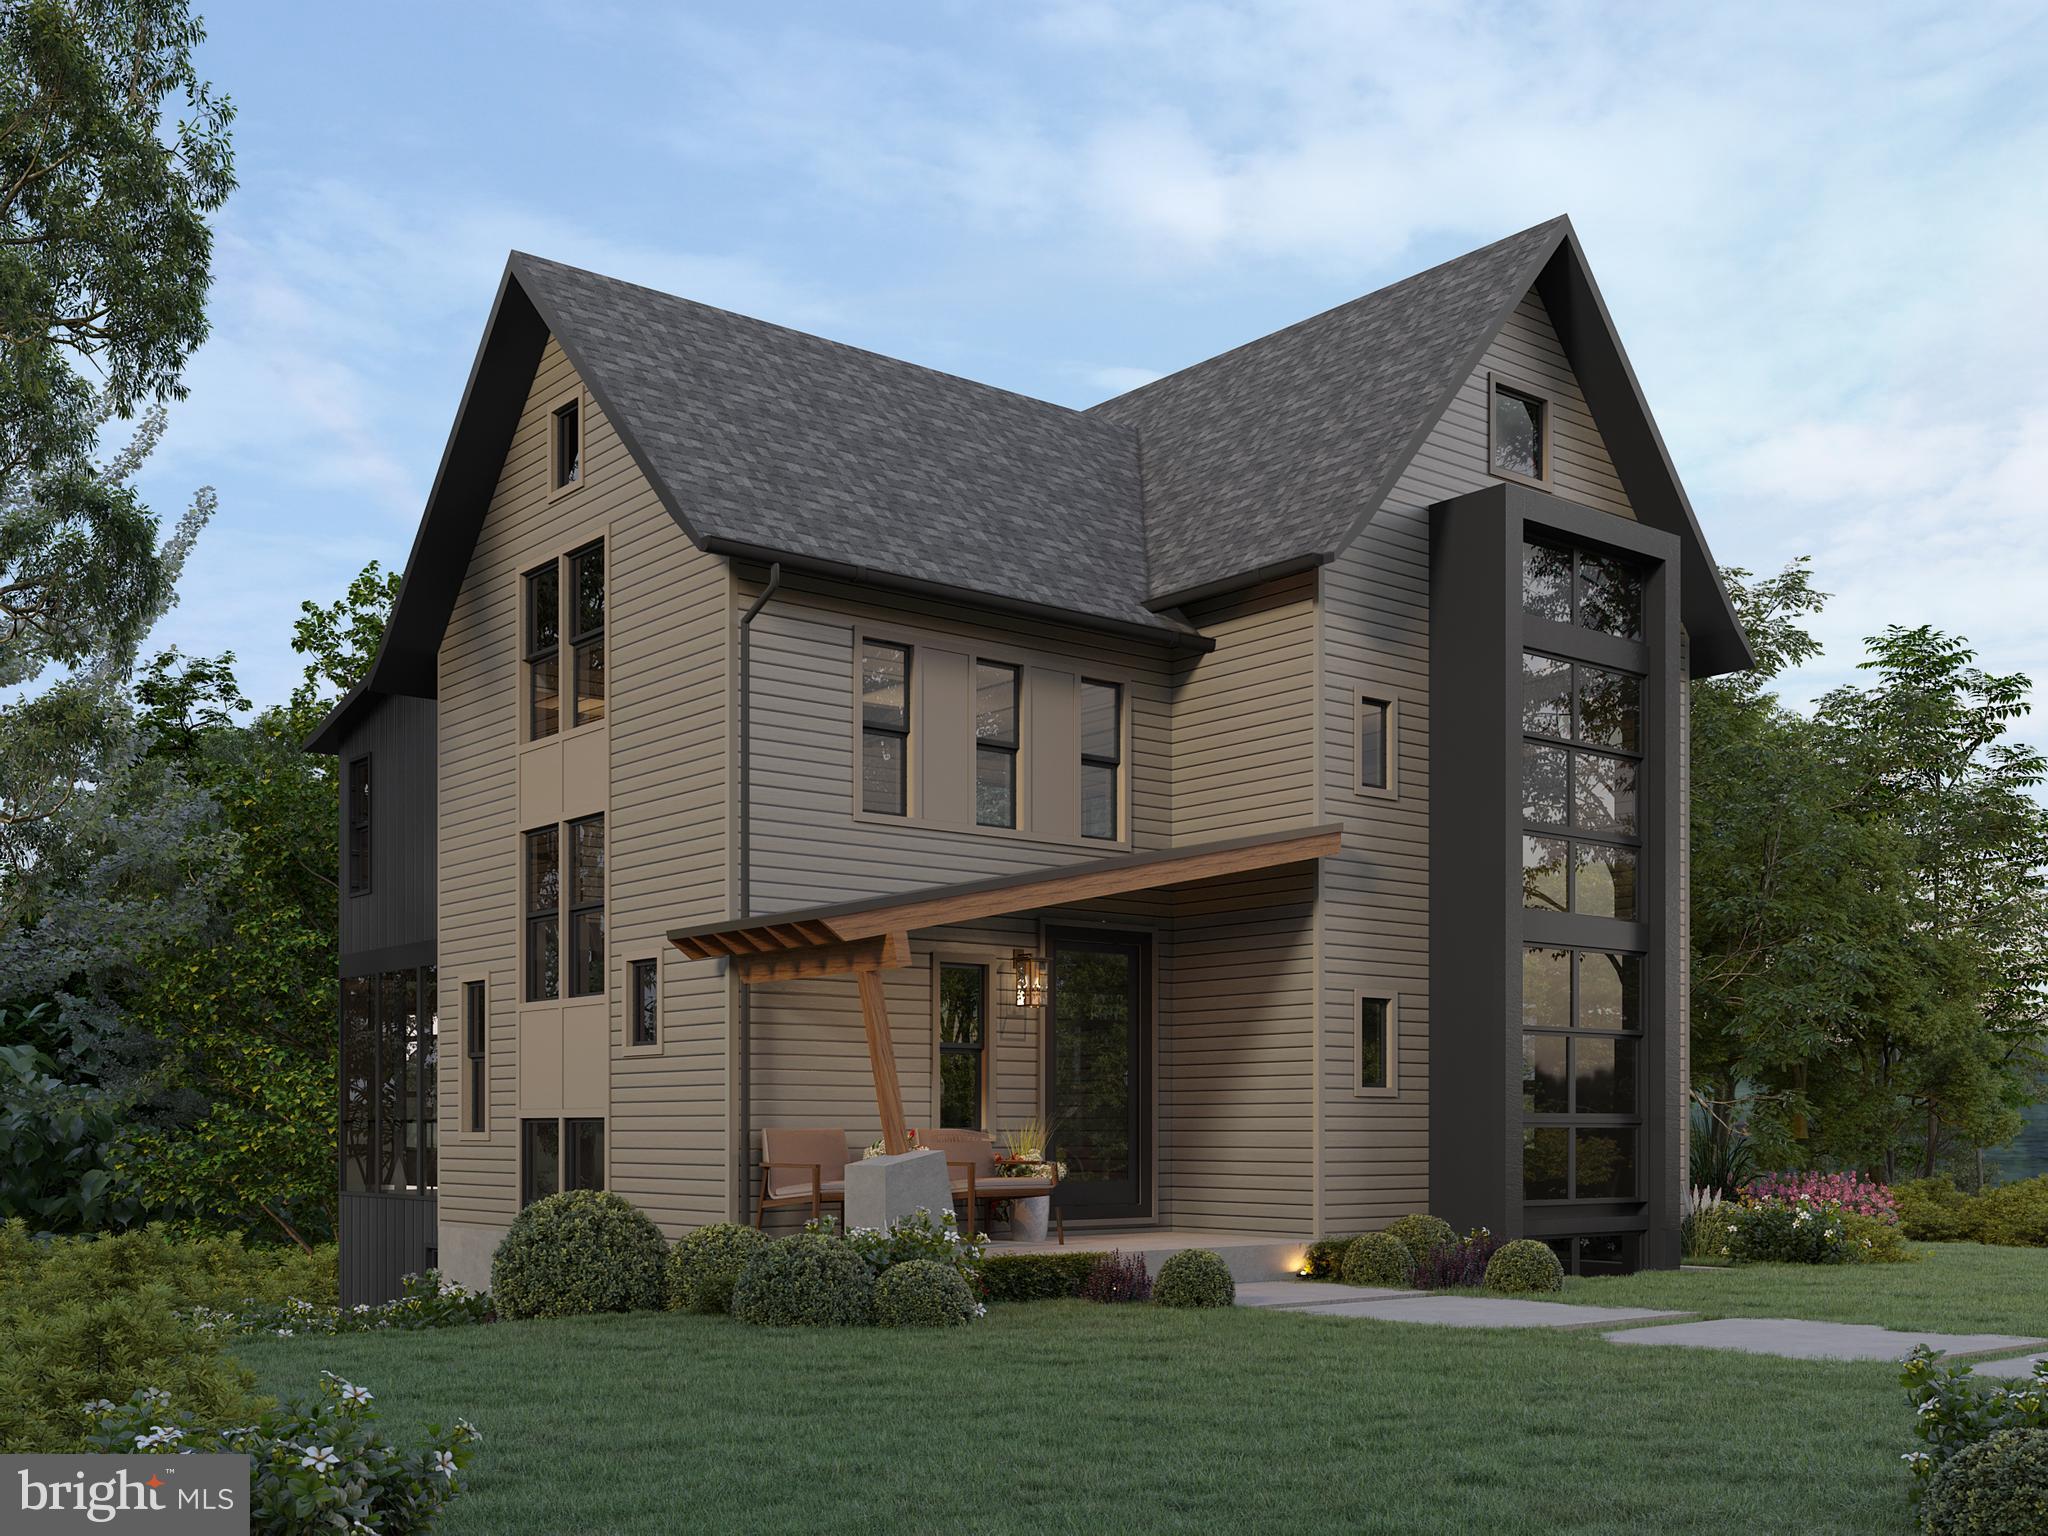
left=185, top=1271, right=492, bottom=1338
left=996, top=1121, right=1067, bottom=1181
left=808, top=1208, right=986, bottom=1288
left=1410, top=1228, right=1502, bottom=1290
left=1077, top=1251, right=1152, bottom=1303
left=1716, top=1196, right=1852, bottom=1264
left=84, top=1373, right=478, bottom=1535
left=1742, top=1171, right=1898, bottom=1223
left=862, top=1130, right=923, bottom=1159
left=1900, top=1345, right=2048, bottom=1512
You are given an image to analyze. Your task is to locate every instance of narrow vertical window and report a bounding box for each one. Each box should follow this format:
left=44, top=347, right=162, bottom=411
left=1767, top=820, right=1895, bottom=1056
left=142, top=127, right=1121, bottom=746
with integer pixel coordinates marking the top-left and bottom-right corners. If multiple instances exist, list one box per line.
left=419, top=966, right=437, bottom=1190
left=569, top=540, right=605, bottom=726
left=525, top=562, right=561, bottom=739
left=861, top=640, right=910, bottom=816
left=974, top=662, right=1020, bottom=828
left=1079, top=680, right=1121, bottom=840
left=1358, top=698, right=1391, bottom=792
left=345, top=756, right=372, bottom=894
left=1359, top=996, right=1392, bottom=1091
left=630, top=958, right=658, bottom=1047
left=553, top=399, right=581, bottom=489
left=938, top=963, right=986, bottom=1129
left=381, top=969, right=415, bottom=1189
left=524, top=826, right=560, bottom=1001
left=564, top=1118, right=605, bottom=1191
left=463, top=980, right=486, bottom=1134
left=566, top=814, right=605, bottom=997
left=521, top=1117, right=560, bottom=1206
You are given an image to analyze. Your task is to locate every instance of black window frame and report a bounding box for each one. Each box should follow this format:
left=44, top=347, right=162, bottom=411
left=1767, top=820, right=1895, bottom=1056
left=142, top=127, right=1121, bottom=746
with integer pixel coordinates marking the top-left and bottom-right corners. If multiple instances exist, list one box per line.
left=552, top=398, right=581, bottom=490
left=1357, top=993, right=1394, bottom=1093
left=524, top=825, right=561, bottom=1002
left=345, top=754, right=372, bottom=895
left=337, top=963, right=438, bottom=1196
left=568, top=539, right=605, bottom=728
left=1490, top=377, right=1549, bottom=486
left=1522, top=538, right=1644, bottom=642
left=1519, top=645, right=1645, bottom=922
left=1079, top=679, right=1122, bottom=841
left=565, top=1117, right=605, bottom=1191
left=464, top=980, right=486, bottom=1134
left=524, top=561, right=562, bottom=740
left=860, top=639, right=912, bottom=817
left=1358, top=696, right=1392, bottom=794
left=565, top=814, right=605, bottom=998
left=937, top=961, right=987, bottom=1130
left=1520, top=943, right=1645, bottom=1204
left=630, top=957, right=659, bottom=1048
left=520, top=1117, right=559, bottom=1207
left=973, top=661, right=1021, bottom=829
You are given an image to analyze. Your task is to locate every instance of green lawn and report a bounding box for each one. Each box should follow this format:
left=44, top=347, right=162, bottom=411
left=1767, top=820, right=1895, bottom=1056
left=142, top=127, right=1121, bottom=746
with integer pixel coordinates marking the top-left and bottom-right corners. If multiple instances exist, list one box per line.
left=235, top=1300, right=1923, bottom=1535
left=1561, top=1241, right=2048, bottom=1335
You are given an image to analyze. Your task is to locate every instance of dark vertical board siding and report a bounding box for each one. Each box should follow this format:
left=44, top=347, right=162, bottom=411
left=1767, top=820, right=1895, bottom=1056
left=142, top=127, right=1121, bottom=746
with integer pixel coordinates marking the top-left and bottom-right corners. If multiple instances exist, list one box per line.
left=338, top=694, right=439, bottom=965
left=338, top=1192, right=437, bottom=1306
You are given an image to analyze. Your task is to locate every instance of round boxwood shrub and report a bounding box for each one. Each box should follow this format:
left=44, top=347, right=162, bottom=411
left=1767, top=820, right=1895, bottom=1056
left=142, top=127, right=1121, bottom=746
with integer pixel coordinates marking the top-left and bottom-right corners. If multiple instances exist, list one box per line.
left=1483, top=1238, right=1564, bottom=1295
left=665, top=1223, right=769, bottom=1314
left=1341, top=1232, right=1412, bottom=1288
left=1920, top=1428, right=2048, bottom=1536
left=490, top=1190, right=667, bottom=1319
left=730, top=1233, right=875, bottom=1327
left=1153, top=1248, right=1234, bottom=1309
left=872, top=1259, right=978, bottom=1328
left=1382, top=1214, right=1457, bottom=1266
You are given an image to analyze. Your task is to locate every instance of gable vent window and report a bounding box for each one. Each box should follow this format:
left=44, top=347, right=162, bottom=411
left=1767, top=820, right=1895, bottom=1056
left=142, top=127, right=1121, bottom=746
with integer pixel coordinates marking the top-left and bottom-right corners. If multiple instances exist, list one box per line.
left=861, top=640, right=911, bottom=816
left=1080, top=680, right=1122, bottom=840
left=1490, top=378, right=1548, bottom=485
left=552, top=399, right=581, bottom=490
left=346, top=756, right=371, bottom=894
left=974, top=662, right=1020, bottom=828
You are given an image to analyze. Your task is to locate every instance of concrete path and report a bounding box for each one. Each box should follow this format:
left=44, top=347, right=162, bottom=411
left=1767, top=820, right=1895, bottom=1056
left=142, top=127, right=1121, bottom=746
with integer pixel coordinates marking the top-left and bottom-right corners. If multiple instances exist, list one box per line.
left=1291, top=1295, right=1689, bottom=1328
left=1234, top=1280, right=1421, bottom=1309
left=1964, top=1351, right=2048, bottom=1379
left=1603, top=1317, right=2046, bottom=1363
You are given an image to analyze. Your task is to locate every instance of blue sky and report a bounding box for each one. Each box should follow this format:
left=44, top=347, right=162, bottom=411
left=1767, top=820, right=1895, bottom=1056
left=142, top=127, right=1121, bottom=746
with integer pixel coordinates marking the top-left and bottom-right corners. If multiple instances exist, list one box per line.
left=143, top=1, right=2048, bottom=735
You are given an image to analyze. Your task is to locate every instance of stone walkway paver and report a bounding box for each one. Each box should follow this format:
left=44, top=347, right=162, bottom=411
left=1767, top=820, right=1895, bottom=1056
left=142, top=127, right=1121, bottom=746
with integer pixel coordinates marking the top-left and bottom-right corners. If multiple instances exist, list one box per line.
left=1603, top=1317, right=2046, bottom=1363
left=1964, top=1351, right=2048, bottom=1379
left=1290, top=1295, right=1690, bottom=1328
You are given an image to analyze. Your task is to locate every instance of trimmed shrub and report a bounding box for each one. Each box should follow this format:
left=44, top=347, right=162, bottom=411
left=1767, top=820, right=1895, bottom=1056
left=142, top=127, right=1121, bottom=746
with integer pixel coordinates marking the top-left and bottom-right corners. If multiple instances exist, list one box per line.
left=1720, top=1197, right=1852, bottom=1264
left=731, top=1233, right=875, bottom=1327
left=1919, top=1429, right=2048, bottom=1535
left=1341, top=1232, right=1413, bottom=1288
left=1484, top=1238, right=1565, bottom=1295
left=1154, top=1249, right=1234, bottom=1309
left=1842, top=1212, right=1917, bottom=1265
left=490, top=1190, right=667, bottom=1319
left=1302, top=1235, right=1358, bottom=1280
left=873, top=1260, right=979, bottom=1328
left=1382, top=1214, right=1457, bottom=1266
left=1078, top=1251, right=1152, bottom=1303
left=1896, top=1178, right=1978, bottom=1243
left=979, top=1251, right=1105, bottom=1302
left=1973, top=1177, right=2048, bottom=1249
left=666, top=1223, right=768, bottom=1314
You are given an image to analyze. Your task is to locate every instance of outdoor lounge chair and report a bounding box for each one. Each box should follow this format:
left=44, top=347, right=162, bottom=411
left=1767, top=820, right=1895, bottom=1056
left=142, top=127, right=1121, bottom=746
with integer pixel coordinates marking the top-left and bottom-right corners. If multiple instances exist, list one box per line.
left=916, top=1127, right=1064, bottom=1243
left=756, top=1126, right=851, bottom=1227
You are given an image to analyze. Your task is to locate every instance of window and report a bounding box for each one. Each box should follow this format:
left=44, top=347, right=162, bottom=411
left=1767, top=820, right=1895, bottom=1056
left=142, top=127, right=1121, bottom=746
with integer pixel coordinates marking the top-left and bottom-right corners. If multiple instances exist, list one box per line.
left=1358, top=697, right=1393, bottom=793
left=1080, top=680, right=1121, bottom=840
left=568, top=540, right=605, bottom=726
left=464, top=981, right=486, bottom=1133
left=565, top=1118, right=605, bottom=1190
left=630, top=958, right=658, bottom=1048
left=345, top=756, right=371, bottom=894
left=566, top=815, right=605, bottom=997
left=1522, top=540, right=1644, bottom=641
left=552, top=399, right=581, bottom=490
left=861, top=640, right=910, bottom=816
left=526, top=562, right=561, bottom=739
left=339, top=964, right=437, bottom=1193
left=938, top=963, right=986, bottom=1129
left=521, top=1118, right=559, bottom=1206
left=1358, top=994, right=1395, bottom=1093
left=974, top=662, right=1020, bottom=828
left=1519, top=646, right=1644, bottom=922
left=524, top=826, right=560, bottom=1001
left=1491, top=378, right=1547, bottom=484
left=1521, top=944, right=1643, bottom=1202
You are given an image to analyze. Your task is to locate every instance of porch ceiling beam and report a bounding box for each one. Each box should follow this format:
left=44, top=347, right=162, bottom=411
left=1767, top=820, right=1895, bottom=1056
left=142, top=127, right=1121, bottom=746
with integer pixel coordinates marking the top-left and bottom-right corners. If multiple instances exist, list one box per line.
left=723, top=930, right=909, bottom=985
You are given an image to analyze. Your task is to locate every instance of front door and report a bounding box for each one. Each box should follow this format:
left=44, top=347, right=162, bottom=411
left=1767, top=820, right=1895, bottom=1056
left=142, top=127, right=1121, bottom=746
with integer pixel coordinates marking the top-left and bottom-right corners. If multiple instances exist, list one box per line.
left=1046, top=929, right=1151, bottom=1221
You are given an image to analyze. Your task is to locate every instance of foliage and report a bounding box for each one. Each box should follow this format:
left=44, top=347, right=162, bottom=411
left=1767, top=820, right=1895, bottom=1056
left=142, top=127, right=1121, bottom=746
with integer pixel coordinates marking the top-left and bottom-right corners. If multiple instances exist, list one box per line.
left=1302, top=1235, right=1357, bottom=1280
left=85, top=1373, right=478, bottom=1535
left=1077, top=1251, right=1152, bottom=1303
left=1687, top=1107, right=1757, bottom=1199
left=1898, top=1178, right=1983, bottom=1243
left=730, top=1231, right=876, bottom=1328
left=1743, top=1171, right=1898, bottom=1222
left=1716, top=1196, right=1852, bottom=1265
left=977, top=1251, right=1104, bottom=1303
left=490, top=1191, right=666, bottom=1320
left=289, top=561, right=403, bottom=713
left=872, top=1259, right=981, bottom=1328
left=1840, top=1213, right=1917, bottom=1265
left=1412, top=1228, right=1502, bottom=1290
left=995, top=1118, right=1066, bottom=1180
left=1340, top=1232, right=1413, bottom=1288
left=665, top=1223, right=768, bottom=1315
left=1152, top=1249, right=1234, bottom=1309
left=1900, top=1347, right=2048, bottom=1508
left=0, top=1220, right=337, bottom=1308
left=0, top=1038, right=141, bottom=1229
left=1681, top=1186, right=1729, bottom=1261
left=189, top=1271, right=491, bottom=1338
left=1381, top=1214, right=1456, bottom=1267
left=1892, top=1175, right=2048, bottom=1248
left=1918, top=1429, right=2048, bottom=1536
left=1484, top=1239, right=1565, bottom=1295
left=815, top=1207, right=986, bottom=1288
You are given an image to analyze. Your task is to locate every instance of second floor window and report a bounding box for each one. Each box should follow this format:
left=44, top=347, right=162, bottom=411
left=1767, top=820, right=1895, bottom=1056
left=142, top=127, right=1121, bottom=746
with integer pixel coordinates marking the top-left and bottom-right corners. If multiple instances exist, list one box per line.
left=1080, top=680, right=1121, bottom=840
left=974, top=662, right=1019, bottom=828
left=526, top=562, right=560, bottom=738
left=861, top=640, right=910, bottom=816
left=566, top=814, right=605, bottom=997
left=631, top=958, right=659, bottom=1047
left=526, top=541, right=605, bottom=739
left=346, top=755, right=371, bottom=893
left=569, top=540, right=605, bottom=726
left=524, top=826, right=560, bottom=1001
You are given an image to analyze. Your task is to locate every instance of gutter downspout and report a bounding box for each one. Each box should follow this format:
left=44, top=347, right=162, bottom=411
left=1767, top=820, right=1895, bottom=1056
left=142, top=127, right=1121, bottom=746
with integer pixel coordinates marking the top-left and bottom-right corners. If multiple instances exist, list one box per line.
left=734, top=563, right=781, bottom=1221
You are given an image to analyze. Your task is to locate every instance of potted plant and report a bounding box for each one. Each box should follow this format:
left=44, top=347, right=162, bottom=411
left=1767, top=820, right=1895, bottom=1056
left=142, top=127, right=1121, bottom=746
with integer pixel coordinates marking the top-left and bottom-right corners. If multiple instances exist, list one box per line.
left=996, top=1119, right=1065, bottom=1241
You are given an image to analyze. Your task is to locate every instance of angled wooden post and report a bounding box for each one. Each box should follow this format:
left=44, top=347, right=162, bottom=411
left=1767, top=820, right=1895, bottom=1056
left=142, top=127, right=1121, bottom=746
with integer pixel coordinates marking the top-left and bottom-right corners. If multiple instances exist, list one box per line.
left=855, top=952, right=911, bottom=1154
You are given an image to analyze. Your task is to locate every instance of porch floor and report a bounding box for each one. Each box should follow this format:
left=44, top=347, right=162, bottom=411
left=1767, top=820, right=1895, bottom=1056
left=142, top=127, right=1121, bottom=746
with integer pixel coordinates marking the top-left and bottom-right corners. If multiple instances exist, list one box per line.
left=986, top=1227, right=1312, bottom=1283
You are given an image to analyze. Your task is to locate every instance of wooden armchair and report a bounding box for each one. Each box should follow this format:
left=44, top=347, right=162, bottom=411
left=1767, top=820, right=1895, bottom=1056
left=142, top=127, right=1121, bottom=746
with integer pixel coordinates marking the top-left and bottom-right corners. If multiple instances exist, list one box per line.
left=756, top=1127, right=851, bottom=1227
left=916, top=1127, right=1064, bottom=1243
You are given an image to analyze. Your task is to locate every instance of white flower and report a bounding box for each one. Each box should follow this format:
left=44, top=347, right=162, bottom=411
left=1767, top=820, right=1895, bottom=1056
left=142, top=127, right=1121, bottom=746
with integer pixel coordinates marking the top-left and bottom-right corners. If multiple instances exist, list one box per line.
left=339, top=1383, right=373, bottom=1406
left=134, top=1427, right=183, bottom=1450
left=455, top=1418, right=481, bottom=1443
left=300, top=1446, right=341, bottom=1473
left=1916, top=1400, right=1940, bottom=1417
left=273, top=1328, right=294, bottom=1337
left=1901, top=1452, right=1930, bottom=1465
left=431, top=1450, right=458, bottom=1479
left=140, top=1388, right=171, bottom=1407
left=81, top=1398, right=116, bottom=1417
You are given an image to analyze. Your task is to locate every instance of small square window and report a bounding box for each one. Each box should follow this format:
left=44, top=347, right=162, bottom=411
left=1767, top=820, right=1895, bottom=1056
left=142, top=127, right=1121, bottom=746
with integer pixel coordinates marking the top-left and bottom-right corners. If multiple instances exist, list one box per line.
left=1492, top=381, right=1546, bottom=483
left=553, top=400, right=581, bottom=489
left=1358, top=994, right=1395, bottom=1093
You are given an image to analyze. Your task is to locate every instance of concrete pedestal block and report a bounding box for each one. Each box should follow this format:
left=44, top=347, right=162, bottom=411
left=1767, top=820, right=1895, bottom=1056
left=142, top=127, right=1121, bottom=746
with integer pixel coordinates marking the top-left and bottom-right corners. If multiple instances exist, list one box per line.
left=843, top=1148, right=955, bottom=1233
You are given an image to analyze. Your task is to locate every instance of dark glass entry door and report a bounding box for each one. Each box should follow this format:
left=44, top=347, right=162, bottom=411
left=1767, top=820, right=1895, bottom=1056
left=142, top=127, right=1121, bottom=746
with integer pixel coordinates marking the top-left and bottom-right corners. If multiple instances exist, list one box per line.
left=1046, top=930, right=1150, bottom=1220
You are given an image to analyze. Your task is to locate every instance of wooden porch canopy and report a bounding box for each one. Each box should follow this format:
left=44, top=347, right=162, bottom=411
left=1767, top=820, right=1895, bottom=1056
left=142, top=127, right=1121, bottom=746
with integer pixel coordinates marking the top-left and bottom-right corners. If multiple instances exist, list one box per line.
left=667, top=823, right=1341, bottom=1155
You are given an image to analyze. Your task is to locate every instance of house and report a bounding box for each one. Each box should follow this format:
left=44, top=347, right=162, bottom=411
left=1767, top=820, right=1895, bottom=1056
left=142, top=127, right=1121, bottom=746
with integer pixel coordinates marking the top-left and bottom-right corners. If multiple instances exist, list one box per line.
left=306, top=216, right=1750, bottom=1304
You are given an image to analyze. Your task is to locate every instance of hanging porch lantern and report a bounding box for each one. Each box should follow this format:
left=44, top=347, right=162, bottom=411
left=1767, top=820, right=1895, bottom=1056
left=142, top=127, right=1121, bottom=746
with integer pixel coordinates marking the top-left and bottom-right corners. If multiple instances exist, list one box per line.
left=1011, top=950, right=1048, bottom=1010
